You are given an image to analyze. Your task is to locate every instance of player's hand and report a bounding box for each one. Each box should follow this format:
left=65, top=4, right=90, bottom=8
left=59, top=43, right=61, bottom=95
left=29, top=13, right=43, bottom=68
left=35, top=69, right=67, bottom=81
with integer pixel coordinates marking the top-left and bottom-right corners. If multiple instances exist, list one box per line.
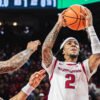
left=61, top=10, right=67, bottom=27
left=28, top=69, right=46, bottom=88
left=85, top=7, right=93, bottom=27
left=79, top=7, right=93, bottom=29
left=57, top=12, right=66, bottom=27
left=27, top=40, right=41, bottom=52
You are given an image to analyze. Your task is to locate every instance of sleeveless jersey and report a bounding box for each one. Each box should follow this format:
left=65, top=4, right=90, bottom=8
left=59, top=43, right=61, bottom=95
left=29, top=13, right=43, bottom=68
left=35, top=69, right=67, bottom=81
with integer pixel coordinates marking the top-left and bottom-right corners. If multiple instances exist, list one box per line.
left=42, top=56, right=96, bottom=100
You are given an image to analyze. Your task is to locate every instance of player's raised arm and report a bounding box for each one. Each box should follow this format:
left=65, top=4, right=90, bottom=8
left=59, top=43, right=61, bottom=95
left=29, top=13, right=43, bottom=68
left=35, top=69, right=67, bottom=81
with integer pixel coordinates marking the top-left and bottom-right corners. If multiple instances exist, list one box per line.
left=10, top=69, right=46, bottom=100
left=42, top=13, right=65, bottom=68
left=85, top=9, right=100, bottom=73
left=0, top=40, right=41, bottom=74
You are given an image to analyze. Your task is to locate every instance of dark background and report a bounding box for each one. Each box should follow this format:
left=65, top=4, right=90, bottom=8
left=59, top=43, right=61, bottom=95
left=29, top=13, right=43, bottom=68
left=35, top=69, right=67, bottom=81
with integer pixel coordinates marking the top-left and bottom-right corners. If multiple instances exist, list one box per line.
left=0, top=2, right=99, bottom=100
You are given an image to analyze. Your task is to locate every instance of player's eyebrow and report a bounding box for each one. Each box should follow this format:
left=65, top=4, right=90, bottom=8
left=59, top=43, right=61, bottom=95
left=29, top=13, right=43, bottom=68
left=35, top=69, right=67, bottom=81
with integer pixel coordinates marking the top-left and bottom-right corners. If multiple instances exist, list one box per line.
left=67, top=39, right=78, bottom=44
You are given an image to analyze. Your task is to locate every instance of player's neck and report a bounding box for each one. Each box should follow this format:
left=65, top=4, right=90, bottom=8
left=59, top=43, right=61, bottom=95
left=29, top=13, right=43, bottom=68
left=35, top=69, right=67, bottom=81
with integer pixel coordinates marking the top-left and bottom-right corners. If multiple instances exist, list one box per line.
left=64, top=56, right=77, bottom=63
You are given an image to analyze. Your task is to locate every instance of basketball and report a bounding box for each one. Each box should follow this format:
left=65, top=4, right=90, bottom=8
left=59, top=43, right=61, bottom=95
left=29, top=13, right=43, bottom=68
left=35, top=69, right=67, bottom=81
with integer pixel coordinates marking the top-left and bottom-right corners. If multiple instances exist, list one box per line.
left=62, top=4, right=88, bottom=31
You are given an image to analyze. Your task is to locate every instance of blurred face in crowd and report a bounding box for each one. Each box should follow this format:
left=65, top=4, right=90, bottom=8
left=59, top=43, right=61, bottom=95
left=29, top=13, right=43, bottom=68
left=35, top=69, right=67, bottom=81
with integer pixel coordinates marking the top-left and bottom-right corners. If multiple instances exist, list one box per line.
left=63, top=39, right=80, bottom=59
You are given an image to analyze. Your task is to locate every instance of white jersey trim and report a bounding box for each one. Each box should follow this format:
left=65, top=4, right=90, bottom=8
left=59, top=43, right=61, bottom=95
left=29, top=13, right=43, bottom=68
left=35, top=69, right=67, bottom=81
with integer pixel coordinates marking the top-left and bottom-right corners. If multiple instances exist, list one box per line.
left=82, top=59, right=97, bottom=81
left=42, top=56, right=57, bottom=78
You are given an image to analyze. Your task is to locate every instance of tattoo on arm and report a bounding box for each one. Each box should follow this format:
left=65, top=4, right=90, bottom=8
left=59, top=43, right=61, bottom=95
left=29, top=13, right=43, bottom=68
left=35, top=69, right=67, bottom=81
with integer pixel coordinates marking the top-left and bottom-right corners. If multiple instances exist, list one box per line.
left=0, top=49, right=33, bottom=74
left=42, top=22, right=62, bottom=67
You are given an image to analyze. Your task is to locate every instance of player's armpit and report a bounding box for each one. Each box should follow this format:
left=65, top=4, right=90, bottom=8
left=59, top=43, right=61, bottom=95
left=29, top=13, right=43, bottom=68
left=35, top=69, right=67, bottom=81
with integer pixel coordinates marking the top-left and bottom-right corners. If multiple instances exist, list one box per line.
left=42, top=47, right=53, bottom=68
left=89, top=54, right=100, bottom=73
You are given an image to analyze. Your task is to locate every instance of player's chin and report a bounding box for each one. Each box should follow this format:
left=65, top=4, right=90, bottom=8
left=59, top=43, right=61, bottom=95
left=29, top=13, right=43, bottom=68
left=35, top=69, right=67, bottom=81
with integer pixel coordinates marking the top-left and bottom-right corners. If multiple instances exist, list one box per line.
left=70, top=51, right=78, bottom=55
left=70, top=52, right=79, bottom=57
left=72, top=53, right=78, bottom=56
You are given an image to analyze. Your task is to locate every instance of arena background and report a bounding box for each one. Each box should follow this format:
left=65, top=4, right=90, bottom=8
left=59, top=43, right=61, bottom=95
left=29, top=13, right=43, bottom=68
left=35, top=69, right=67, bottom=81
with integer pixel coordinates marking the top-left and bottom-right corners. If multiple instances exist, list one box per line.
left=0, top=0, right=99, bottom=100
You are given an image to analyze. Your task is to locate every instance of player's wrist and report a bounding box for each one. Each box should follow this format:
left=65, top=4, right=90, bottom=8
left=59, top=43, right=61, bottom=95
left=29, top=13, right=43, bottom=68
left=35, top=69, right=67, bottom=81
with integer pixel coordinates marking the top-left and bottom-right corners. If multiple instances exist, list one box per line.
left=26, top=48, right=34, bottom=54
left=21, top=83, right=34, bottom=96
left=56, top=21, right=63, bottom=28
left=86, top=25, right=94, bottom=30
left=86, top=26, right=95, bottom=35
left=57, top=17, right=63, bottom=28
left=86, top=26, right=100, bottom=54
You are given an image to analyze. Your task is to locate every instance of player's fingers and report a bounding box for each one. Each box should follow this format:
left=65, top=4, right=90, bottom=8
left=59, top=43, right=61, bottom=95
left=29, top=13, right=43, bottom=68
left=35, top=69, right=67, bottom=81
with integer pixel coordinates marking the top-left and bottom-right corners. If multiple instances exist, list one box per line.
left=61, top=9, right=66, bottom=15
left=84, top=7, right=90, bottom=13
left=62, top=21, right=66, bottom=27
left=32, top=70, right=45, bottom=79
left=39, top=69, right=45, bottom=74
left=80, top=12, right=89, bottom=23
left=62, top=17, right=66, bottom=27
left=36, top=40, right=41, bottom=45
left=82, top=7, right=88, bottom=15
left=57, top=13, right=60, bottom=16
left=37, top=74, right=46, bottom=84
left=58, top=13, right=62, bottom=19
left=38, top=70, right=46, bottom=79
left=85, top=18, right=89, bottom=28
left=80, top=13, right=85, bottom=17
left=30, top=72, right=38, bottom=80
left=39, top=74, right=46, bottom=81
left=33, top=40, right=41, bottom=46
left=33, top=74, right=46, bottom=85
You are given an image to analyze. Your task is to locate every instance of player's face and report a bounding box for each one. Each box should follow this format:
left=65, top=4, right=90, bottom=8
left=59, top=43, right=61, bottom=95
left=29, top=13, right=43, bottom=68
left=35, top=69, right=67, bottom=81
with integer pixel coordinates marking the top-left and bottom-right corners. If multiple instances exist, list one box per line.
left=63, top=39, right=80, bottom=57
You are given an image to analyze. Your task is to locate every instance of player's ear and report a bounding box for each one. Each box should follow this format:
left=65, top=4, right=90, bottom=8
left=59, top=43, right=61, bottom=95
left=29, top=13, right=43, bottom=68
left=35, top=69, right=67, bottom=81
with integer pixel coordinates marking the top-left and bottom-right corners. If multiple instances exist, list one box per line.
left=63, top=49, right=65, bottom=54
left=78, top=48, right=80, bottom=55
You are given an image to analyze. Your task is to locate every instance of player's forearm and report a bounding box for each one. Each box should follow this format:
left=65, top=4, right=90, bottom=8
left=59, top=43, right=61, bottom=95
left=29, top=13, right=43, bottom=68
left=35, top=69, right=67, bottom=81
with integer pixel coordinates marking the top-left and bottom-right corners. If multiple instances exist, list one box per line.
left=0, top=49, right=33, bottom=74
left=42, top=21, right=62, bottom=49
left=10, top=83, right=35, bottom=100
left=10, top=91, right=27, bottom=100
left=86, top=26, right=100, bottom=54
left=86, top=26, right=100, bottom=71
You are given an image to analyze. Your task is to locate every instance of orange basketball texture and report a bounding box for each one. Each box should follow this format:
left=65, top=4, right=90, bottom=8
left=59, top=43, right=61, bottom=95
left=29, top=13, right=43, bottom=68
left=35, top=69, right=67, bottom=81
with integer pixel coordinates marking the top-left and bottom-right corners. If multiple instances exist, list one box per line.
left=63, top=5, right=88, bottom=31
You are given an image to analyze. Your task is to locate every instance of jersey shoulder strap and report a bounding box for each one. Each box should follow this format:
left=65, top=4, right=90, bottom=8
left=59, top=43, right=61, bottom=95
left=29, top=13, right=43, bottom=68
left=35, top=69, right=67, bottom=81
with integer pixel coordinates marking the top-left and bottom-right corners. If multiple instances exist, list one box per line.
left=50, top=59, right=58, bottom=81
left=80, top=63, right=88, bottom=83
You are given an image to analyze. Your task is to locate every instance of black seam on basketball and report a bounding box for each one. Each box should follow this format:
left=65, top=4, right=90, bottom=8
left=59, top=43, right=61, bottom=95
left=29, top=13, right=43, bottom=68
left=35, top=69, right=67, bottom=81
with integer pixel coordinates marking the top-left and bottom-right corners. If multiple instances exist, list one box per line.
left=82, top=19, right=86, bottom=29
left=76, top=6, right=82, bottom=30
left=62, top=10, right=69, bottom=17
left=82, top=16, right=85, bottom=29
left=81, top=7, right=86, bottom=29
left=66, top=21, right=77, bottom=26
left=64, top=19, right=79, bottom=26
left=63, top=7, right=78, bottom=26
left=70, top=7, right=79, bottom=19
left=63, top=16, right=68, bottom=26
left=81, top=7, right=87, bottom=28
left=63, top=10, right=69, bottom=13
left=62, top=11, right=66, bottom=16
left=62, top=10, right=69, bottom=26
left=84, top=7, right=87, bottom=16
left=64, top=15, right=85, bottom=20
left=66, top=7, right=79, bottom=26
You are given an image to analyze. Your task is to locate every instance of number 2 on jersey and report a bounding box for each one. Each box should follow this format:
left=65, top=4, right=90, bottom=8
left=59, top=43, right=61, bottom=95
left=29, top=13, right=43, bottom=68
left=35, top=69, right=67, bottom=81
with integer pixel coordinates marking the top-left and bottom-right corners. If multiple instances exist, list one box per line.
left=65, top=74, right=75, bottom=89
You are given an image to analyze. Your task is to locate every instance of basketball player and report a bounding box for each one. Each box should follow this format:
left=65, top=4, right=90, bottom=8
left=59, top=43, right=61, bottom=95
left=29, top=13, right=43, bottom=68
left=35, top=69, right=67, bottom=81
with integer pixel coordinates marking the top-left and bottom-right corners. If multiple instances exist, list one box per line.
left=0, top=69, right=45, bottom=100
left=42, top=8, right=100, bottom=100
left=0, top=40, right=40, bottom=74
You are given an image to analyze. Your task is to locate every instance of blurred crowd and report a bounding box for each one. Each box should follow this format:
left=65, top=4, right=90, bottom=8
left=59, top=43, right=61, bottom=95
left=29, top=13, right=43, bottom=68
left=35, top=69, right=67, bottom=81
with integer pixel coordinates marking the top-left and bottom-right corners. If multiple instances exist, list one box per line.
left=0, top=43, right=99, bottom=100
